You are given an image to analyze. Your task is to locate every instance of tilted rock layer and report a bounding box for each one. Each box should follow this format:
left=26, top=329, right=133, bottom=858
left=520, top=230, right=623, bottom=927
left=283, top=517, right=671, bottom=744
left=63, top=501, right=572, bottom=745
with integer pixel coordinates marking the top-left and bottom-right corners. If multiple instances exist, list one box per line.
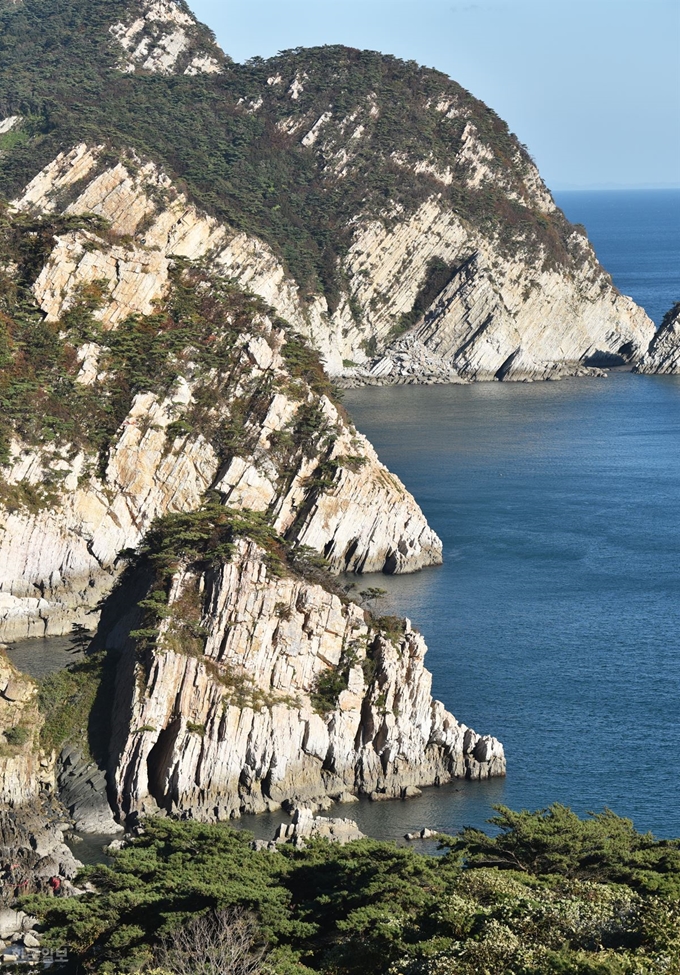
left=0, top=0, right=654, bottom=380
left=0, top=265, right=440, bottom=640
left=635, top=302, right=680, bottom=375
left=106, top=539, right=504, bottom=822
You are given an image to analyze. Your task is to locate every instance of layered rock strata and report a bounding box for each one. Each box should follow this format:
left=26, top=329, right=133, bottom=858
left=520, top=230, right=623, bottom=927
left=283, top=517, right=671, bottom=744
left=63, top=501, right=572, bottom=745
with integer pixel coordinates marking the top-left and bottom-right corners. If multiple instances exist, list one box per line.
left=635, top=302, right=680, bottom=375
left=106, top=539, right=505, bottom=823
left=12, top=141, right=654, bottom=382
left=109, top=0, right=227, bottom=76
left=0, top=651, right=48, bottom=805
left=0, top=227, right=440, bottom=641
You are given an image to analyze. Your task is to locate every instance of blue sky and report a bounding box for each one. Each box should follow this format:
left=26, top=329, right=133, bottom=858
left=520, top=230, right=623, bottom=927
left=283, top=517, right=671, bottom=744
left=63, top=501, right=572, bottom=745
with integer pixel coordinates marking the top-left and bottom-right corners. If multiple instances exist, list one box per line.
left=189, top=0, right=680, bottom=191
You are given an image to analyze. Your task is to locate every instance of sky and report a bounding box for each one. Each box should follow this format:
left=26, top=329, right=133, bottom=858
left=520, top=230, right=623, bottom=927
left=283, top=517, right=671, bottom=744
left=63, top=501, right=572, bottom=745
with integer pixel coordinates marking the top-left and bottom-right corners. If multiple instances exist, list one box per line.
left=189, top=0, right=680, bottom=192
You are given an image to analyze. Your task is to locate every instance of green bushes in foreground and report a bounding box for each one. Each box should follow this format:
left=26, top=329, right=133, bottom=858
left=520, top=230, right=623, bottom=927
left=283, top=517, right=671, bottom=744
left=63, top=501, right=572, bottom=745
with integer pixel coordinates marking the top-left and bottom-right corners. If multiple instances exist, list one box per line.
left=24, top=805, right=680, bottom=974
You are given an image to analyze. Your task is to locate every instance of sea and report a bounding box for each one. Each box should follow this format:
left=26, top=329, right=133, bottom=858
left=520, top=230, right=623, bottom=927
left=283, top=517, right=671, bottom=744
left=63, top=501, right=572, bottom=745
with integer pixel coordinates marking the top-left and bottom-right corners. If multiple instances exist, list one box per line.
left=6, top=189, right=680, bottom=847
left=339, top=189, right=680, bottom=841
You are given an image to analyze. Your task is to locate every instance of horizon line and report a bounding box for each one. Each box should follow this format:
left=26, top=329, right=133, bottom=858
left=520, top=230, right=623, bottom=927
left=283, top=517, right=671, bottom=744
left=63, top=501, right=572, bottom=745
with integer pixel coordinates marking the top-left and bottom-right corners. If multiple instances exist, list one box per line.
left=551, top=184, right=680, bottom=192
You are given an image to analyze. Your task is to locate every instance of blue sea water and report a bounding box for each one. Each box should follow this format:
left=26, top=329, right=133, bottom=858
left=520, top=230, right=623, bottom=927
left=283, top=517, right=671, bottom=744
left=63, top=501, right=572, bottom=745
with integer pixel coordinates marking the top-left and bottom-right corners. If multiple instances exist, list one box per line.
left=341, top=192, right=680, bottom=841
left=554, top=189, right=680, bottom=325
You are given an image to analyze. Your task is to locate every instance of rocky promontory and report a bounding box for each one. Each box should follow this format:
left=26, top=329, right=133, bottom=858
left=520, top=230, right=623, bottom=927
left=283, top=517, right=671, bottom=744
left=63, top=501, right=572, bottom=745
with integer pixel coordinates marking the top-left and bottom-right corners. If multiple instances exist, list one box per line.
left=0, top=198, right=503, bottom=843
left=635, top=302, right=680, bottom=375
left=103, top=535, right=503, bottom=823
left=0, top=0, right=655, bottom=384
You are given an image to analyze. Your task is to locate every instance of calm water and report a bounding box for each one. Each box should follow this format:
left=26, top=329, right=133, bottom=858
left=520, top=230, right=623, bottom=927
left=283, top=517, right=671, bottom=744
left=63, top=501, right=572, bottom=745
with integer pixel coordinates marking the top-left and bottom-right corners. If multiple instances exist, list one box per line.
left=345, top=374, right=680, bottom=839
left=555, top=189, right=680, bottom=326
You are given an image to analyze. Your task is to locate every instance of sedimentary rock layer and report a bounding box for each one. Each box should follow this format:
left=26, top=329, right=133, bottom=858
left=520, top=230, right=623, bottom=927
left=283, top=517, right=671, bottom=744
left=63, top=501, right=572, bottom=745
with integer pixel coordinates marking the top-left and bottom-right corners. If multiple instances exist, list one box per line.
left=635, top=302, right=680, bottom=375
left=0, top=242, right=440, bottom=640
left=12, top=140, right=654, bottom=382
left=107, top=539, right=504, bottom=822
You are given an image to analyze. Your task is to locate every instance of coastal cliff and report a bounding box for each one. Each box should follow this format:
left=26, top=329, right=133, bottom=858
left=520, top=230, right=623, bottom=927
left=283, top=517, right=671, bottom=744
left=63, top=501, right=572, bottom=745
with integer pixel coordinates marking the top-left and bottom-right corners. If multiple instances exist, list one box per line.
left=0, top=205, right=440, bottom=641
left=635, top=302, right=680, bottom=374
left=0, top=201, right=500, bottom=826
left=103, top=536, right=503, bottom=822
left=0, top=0, right=654, bottom=382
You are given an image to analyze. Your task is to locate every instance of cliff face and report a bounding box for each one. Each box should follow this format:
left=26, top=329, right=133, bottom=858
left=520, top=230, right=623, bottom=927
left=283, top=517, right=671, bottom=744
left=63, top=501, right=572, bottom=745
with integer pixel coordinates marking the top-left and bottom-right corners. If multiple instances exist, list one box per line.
left=0, top=204, right=440, bottom=641
left=0, top=0, right=654, bottom=382
left=105, top=538, right=504, bottom=821
left=0, top=651, right=47, bottom=805
left=0, top=198, right=491, bottom=821
left=635, top=302, right=680, bottom=375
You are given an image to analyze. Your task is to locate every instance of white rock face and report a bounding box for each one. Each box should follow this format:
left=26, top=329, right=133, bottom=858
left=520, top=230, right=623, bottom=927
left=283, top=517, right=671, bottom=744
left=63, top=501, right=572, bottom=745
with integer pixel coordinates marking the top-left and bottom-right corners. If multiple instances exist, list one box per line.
left=108, top=540, right=504, bottom=821
left=0, top=116, right=21, bottom=135
left=13, top=146, right=351, bottom=373
left=635, top=303, right=680, bottom=374
left=0, top=389, right=219, bottom=640
left=0, top=303, right=440, bottom=640
left=273, top=807, right=364, bottom=846
left=109, top=0, right=224, bottom=76
left=339, top=199, right=654, bottom=381
left=14, top=141, right=653, bottom=383
left=0, top=652, right=46, bottom=805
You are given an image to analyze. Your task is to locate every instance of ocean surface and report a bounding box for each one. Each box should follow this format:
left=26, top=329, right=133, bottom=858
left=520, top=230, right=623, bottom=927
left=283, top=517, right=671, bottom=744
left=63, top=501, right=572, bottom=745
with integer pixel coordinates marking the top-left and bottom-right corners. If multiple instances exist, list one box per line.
left=339, top=191, right=680, bottom=840
left=345, top=374, right=680, bottom=840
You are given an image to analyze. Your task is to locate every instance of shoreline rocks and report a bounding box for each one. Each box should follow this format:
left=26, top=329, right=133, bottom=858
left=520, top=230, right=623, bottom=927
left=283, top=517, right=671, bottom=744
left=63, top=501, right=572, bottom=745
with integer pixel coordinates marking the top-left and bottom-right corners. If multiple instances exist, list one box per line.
left=635, top=302, right=680, bottom=375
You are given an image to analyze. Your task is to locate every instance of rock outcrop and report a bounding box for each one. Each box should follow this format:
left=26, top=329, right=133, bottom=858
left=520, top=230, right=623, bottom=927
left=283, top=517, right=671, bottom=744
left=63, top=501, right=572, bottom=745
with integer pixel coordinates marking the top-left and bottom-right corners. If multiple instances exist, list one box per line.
left=0, top=650, right=47, bottom=805
left=635, top=302, right=680, bottom=375
left=334, top=198, right=652, bottom=382
left=11, top=139, right=654, bottom=385
left=57, top=746, right=122, bottom=834
left=109, top=0, right=227, bottom=76
left=0, top=209, right=441, bottom=640
left=272, top=807, right=365, bottom=847
left=104, top=538, right=504, bottom=823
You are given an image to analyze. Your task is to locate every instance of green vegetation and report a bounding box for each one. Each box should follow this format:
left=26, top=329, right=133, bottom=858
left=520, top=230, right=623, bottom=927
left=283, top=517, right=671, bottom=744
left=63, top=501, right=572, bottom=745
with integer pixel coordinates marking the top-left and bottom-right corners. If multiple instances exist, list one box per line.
left=0, top=211, right=267, bottom=472
left=37, top=651, right=108, bottom=758
left=392, top=257, right=460, bottom=338
left=3, top=724, right=30, bottom=746
left=24, top=806, right=680, bottom=973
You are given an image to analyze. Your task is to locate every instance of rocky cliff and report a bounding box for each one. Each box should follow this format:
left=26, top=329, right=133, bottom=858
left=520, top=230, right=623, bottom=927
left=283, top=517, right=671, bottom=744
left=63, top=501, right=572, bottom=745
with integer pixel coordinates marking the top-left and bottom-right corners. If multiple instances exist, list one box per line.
left=101, top=535, right=503, bottom=822
left=635, top=302, right=680, bottom=375
left=0, top=204, right=440, bottom=642
left=0, top=197, right=489, bottom=828
left=0, top=0, right=654, bottom=381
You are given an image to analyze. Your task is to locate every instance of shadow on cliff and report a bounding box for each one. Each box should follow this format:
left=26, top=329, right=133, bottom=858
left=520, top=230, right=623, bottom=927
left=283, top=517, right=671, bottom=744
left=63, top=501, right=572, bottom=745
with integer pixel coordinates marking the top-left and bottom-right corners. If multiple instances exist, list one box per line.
left=84, top=558, right=156, bottom=820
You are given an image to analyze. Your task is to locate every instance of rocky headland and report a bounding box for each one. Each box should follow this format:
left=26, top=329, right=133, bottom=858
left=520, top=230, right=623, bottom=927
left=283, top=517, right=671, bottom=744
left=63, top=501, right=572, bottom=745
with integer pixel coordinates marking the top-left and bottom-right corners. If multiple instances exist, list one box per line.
left=635, top=301, right=680, bottom=375
left=0, top=198, right=502, bottom=862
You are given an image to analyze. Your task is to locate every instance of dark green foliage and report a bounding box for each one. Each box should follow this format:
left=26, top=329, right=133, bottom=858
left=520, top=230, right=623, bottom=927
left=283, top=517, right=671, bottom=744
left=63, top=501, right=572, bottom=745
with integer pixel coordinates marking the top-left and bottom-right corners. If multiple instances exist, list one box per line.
left=445, top=804, right=680, bottom=899
left=37, top=651, right=107, bottom=757
left=282, top=333, right=338, bottom=401
left=3, top=725, right=29, bottom=746
left=310, top=665, right=350, bottom=715
left=24, top=807, right=680, bottom=974
left=374, top=614, right=407, bottom=643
